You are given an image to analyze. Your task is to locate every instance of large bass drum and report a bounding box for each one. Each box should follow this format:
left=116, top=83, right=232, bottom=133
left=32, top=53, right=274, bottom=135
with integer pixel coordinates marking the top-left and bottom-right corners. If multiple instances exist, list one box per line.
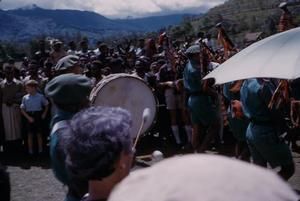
left=90, top=74, right=157, bottom=138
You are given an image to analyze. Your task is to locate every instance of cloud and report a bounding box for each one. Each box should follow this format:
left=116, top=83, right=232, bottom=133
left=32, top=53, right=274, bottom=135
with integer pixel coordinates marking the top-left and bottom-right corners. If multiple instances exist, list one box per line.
left=0, top=0, right=225, bottom=18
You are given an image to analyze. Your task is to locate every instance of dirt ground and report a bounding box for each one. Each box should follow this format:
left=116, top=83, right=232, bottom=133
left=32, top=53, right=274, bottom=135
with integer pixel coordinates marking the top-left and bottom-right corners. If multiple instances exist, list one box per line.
left=2, top=136, right=300, bottom=201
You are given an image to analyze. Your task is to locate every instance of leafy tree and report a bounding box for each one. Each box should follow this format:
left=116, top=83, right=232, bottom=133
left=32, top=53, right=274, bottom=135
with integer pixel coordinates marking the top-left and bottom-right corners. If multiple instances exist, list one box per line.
left=182, top=21, right=194, bottom=35
left=29, top=39, right=40, bottom=58
left=265, top=17, right=277, bottom=35
left=249, top=15, right=258, bottom=32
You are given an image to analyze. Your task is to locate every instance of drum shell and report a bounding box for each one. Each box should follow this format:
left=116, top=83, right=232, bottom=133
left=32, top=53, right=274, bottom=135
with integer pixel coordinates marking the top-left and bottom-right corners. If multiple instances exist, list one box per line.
left=90, top=74, right=157, bottom=138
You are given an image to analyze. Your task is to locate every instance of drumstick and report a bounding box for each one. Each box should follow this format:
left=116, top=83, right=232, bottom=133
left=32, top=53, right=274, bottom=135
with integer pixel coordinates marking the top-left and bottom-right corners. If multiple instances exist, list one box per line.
left=136, top=150, right=164, bottom=160
left=136, top=154, right=152, bottom=160
left=133, top=108, right=151, bottom=149
left=268, top=81, right=284, bottom=109
left=136, top=151, right=164, bottom=160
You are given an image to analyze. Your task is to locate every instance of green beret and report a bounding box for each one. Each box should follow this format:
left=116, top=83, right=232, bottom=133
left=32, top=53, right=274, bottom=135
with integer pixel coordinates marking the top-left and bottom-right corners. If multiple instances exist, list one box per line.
left=45, top=73, right=92, bottom=105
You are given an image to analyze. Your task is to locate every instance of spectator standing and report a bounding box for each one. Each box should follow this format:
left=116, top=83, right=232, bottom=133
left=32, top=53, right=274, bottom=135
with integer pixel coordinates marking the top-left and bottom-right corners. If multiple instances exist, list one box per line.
left=0, top=65, right=24, bottom=145
left=20, top=80, right=49, bottom=155
left=50, top=40, right=67, bottom=65
left=34, top=39, right=50, bottom=68
left=23, top=61, right=47, bottom=92
left=135, top=38, right=145, bottom=57
left=67, top=41, right=78, bottom=56
left=159, top=63, right=183, bottom=146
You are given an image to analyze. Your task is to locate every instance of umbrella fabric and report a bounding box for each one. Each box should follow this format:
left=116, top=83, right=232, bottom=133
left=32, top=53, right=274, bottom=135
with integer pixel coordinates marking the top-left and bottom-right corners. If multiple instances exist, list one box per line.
left=108, top=155, right=298, bottom=201
left=204, top=27, right=300, bottom=84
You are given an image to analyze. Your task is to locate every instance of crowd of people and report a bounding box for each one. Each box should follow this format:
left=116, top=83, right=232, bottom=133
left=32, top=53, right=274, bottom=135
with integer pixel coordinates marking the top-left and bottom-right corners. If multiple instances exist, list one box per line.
left=0, top=2, right=299, bottom=201
left=0, top=27, right=223, bottom=155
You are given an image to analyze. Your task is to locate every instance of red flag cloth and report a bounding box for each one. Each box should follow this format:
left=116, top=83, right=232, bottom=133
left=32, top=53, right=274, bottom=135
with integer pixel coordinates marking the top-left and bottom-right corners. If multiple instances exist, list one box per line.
left=279, top=11, right=295, bottom=32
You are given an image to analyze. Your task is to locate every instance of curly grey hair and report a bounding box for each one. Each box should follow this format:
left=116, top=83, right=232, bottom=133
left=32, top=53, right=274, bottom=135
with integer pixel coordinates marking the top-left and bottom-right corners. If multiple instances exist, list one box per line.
left=64, top=106, right=133, bottom=181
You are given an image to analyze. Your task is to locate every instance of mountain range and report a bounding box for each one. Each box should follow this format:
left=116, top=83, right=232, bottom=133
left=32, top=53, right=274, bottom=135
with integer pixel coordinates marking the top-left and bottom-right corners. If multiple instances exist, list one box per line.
left=0, top=4, right=195, bottom=42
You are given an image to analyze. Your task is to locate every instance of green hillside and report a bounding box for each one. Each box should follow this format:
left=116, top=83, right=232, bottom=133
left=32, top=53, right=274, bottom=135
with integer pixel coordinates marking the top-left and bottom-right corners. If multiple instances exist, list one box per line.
left=169, top=0, right=300, bottom=45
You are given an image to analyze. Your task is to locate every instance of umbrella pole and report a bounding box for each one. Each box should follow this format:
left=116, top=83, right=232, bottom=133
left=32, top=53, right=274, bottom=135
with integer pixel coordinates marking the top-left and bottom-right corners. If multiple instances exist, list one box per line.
left=268, top=80, right=289, bottom=110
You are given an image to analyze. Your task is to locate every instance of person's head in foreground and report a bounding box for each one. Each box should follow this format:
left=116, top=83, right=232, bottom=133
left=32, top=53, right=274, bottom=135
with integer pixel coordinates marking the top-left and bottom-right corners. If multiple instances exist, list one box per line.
left=108, top=155, right=299, bottom=201
left=65, top=106, right=134, bottom=201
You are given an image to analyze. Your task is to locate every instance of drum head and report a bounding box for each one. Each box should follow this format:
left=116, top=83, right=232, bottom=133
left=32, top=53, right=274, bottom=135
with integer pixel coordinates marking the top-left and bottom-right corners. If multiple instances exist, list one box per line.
left=90, top=74, right=156, bottom=138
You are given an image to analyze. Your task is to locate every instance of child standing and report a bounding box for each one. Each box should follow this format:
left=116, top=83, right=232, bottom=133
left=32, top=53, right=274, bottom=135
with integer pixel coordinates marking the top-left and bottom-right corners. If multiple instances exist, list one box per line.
left=21, top=80, right=49, bottom=155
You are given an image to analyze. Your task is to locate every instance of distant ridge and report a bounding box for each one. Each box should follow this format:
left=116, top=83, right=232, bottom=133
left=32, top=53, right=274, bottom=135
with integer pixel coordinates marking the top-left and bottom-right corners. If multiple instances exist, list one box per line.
left=0, top=4, right=197, bottom=42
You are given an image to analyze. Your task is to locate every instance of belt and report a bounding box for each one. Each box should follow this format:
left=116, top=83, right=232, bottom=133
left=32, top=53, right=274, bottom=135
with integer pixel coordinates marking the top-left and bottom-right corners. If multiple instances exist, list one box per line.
left=27, top=111, right=42, bottom=115
left=250, top=118, right=273, bottom=126
left=188, top=91, right=205, bottom=96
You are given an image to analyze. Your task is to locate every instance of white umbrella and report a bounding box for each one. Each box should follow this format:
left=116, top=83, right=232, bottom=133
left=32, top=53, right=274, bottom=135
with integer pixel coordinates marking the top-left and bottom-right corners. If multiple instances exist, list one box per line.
left=204, top=27, right=300, bottom=85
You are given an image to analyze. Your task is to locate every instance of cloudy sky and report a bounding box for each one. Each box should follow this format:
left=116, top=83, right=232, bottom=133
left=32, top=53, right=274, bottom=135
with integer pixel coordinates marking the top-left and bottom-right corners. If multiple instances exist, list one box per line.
left=0, top=0, right=226, bottom=18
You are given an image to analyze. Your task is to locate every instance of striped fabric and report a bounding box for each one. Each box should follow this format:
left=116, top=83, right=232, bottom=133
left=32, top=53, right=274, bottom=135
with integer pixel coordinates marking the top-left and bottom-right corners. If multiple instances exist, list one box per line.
left=2, top=104, right=22, bottom=141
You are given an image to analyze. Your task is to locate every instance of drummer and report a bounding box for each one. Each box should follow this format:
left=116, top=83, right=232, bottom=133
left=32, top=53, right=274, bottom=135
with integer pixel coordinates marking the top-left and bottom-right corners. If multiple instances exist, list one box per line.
left=240, top=78, right=294, bottom=180
left=64, top=107, right=134, bottom=201
left=45, top=74, right=92, bottom=201
left=183, top=45, right=220, bottom=153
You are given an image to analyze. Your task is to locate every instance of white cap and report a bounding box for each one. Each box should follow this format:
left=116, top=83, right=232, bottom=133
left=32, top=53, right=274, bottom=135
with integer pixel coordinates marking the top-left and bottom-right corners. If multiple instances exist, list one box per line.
left=185, top=45, right=201, bottom=54
left=279, top=2, right=288, bottom=8
left=54, top=55, right=79, bottom=71
left=109, top=155, right=298, bottom=201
